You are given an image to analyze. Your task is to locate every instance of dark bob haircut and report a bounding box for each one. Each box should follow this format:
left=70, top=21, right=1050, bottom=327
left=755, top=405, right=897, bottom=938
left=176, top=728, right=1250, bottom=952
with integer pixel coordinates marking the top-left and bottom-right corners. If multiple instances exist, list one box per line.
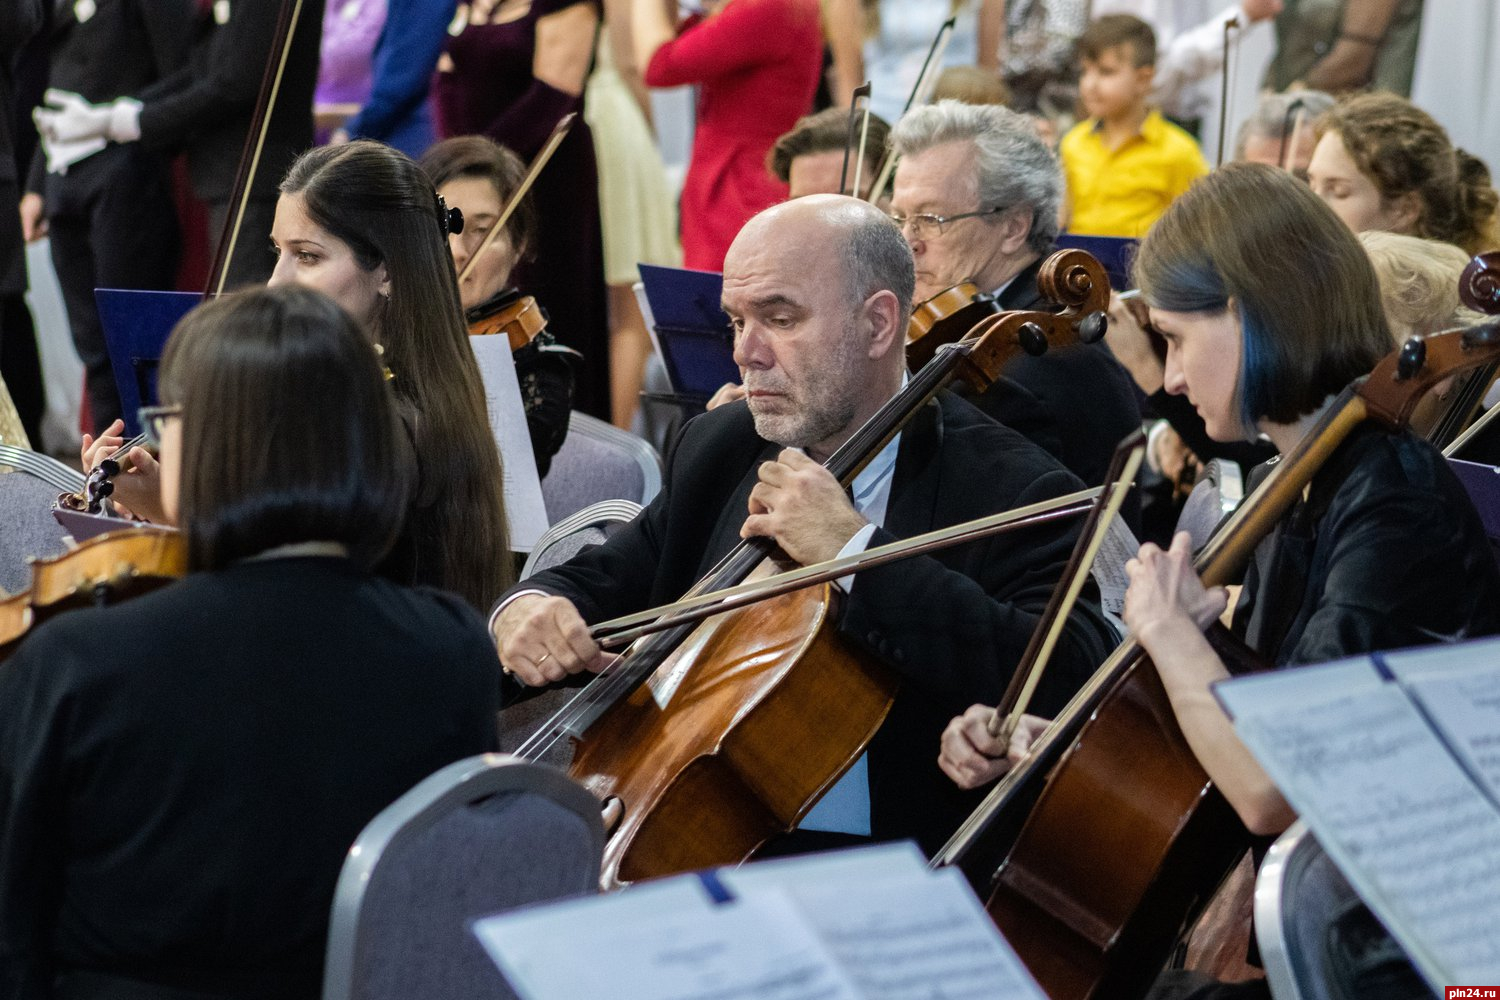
left=158, top=285, right=410, bottom=572
left=1134, top=162, right=1392, bottom=434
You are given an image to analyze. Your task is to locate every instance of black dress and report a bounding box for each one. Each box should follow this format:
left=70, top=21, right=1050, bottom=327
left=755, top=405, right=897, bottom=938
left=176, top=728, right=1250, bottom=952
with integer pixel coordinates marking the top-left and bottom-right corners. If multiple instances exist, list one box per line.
left=0, top=556, right=501, bottom=1000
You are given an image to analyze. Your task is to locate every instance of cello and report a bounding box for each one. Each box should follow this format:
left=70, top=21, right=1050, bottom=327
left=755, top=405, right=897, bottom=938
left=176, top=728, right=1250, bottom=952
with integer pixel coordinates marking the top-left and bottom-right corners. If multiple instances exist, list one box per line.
left=932, top=317, right=1500, bottom=1000
left=512, top=249, right=1111, bottom=887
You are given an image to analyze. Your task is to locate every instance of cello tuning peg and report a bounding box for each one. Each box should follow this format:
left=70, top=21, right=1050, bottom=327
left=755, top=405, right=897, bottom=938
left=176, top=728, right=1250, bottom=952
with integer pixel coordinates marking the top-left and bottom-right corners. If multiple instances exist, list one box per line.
left=1396, top=337, right=1426, bottom=381
left=1079, top=310, right=1108, bottom=345
left=1018, top=321, right=1048, bottom=357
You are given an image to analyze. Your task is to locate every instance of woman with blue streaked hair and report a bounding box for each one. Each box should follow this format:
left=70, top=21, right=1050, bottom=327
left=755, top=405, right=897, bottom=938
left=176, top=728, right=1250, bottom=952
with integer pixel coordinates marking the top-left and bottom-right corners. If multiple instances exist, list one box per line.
left=941, top=159, right=1500, bottom=999
left=943, top=161, right=1500, bottom=820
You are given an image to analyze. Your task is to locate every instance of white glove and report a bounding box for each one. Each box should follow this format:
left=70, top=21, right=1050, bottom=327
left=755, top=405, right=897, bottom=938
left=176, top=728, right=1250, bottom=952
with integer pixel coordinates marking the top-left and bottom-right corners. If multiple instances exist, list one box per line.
left=33, top=89, right=142, bottom=145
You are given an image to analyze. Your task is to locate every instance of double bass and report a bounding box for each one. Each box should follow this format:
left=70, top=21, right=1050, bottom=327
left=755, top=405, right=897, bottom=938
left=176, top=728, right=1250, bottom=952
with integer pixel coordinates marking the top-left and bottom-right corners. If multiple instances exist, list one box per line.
left=933, top=317, right=1500, bottom=1000
left=514, top=250, right=1112, bottom=887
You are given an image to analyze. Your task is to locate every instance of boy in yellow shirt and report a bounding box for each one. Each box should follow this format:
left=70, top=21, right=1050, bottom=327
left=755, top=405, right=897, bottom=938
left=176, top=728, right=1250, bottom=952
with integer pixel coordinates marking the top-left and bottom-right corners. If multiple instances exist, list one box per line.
left=1060, top=15, right=1210, bottom=238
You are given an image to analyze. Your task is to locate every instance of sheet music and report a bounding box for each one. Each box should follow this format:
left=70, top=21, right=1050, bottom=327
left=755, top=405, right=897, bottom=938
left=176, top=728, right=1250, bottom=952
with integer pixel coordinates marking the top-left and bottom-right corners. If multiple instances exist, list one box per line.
left=1090, top=517, right=1138, bottom=618
left=1383, top=639, right=1500, bottom=805
left=473, top=875, right=864, bottom=1000
left=1222, top=670, right=1500, bottom=988
left=720, top=844, right=1044, bottom=1000
left=469, top=335, right=550, bottom=551
left=474, top=842, right=1043, bottom=1000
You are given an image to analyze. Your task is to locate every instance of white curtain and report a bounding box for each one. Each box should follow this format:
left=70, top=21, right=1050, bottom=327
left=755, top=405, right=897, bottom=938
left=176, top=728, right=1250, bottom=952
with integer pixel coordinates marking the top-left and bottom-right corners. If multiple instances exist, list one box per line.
left=1411, top=0, right=1500, bottom=178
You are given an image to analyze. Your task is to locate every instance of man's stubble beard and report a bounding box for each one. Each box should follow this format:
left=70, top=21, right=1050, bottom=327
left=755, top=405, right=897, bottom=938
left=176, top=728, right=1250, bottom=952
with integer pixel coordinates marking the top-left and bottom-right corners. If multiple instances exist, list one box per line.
left=746, top=320, right=864, bottom=449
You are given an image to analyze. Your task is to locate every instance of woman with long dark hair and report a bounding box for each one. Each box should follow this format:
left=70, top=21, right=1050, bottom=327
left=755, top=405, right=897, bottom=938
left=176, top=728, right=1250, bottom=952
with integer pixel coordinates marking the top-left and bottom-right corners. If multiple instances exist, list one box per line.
left=0, top=286, right=501, bottom=998
left=84, top=140, right=514, bottom=611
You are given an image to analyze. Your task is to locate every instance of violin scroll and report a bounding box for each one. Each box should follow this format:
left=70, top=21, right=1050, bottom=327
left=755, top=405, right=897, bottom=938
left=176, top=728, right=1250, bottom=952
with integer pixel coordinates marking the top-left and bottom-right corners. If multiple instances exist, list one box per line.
left=1459, top=252, right=1500, bottom=316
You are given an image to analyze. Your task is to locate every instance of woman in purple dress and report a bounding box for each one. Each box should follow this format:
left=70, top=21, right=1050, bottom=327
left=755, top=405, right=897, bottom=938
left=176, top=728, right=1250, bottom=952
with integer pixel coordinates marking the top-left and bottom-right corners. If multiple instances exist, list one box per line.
left=436, top=0, right=611, bottom=420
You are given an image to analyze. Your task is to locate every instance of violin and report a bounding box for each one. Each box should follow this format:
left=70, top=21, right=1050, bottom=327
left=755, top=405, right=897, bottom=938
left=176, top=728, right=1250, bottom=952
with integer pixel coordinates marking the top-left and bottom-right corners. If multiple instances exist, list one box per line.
left=905, top=282, right=1003, bottom=369
left=932, top=317, right=1500, bottom=1000
left=511, top=249, right=1111, bottom=888
left=0, top=529, right=186, bottom=660
left=468, top=293, right=548, bottom=352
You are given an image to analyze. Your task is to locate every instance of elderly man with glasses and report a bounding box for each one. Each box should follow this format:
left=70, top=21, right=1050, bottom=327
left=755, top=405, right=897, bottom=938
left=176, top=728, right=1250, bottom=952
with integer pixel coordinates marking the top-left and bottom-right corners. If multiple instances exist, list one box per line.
left=889, top=100, right=1142, bottom=497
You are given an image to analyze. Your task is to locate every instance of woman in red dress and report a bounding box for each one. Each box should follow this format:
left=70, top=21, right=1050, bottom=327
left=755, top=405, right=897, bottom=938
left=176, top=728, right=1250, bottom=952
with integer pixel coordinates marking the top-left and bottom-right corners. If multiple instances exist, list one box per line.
left=635, top=0, right=824, bottom=271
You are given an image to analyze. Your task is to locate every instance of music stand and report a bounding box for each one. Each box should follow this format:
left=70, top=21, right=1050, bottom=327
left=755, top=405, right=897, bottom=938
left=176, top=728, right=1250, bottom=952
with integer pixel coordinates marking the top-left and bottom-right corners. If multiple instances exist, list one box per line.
left=637, top=264, right=739, bottom=405
left=1055, top=235, right=1139, bottom=291
left=96, top=289, right=201, bottom=436
left=1449, top=458, right=1500, bottom=573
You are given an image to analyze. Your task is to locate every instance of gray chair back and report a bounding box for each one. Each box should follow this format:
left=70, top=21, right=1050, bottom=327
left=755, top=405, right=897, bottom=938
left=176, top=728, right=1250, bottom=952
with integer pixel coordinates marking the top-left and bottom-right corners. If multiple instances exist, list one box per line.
left=1176, top=457, right=1245, bottom=551
left=0, top=469, right=71, bottom=594
left=322, top=754, right=604, bottom=1000
left=0, top=445, right=85, bottom=493
left=541, top=413, right=662, bottom=524
left=519, top=499, right=643, bottom=580
left=1256, top=821, right=1351, bottom=1000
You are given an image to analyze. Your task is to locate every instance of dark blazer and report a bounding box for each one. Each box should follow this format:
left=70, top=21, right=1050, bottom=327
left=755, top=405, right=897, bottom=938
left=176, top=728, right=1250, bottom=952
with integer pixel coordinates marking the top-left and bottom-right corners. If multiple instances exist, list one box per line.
left=964, top=254, right=1144, bottom=489
left=0, top=0, right=44, bottom=295
left=1235, top=424, right=1500, bottom=666
left=25, top=0, right=193, bottom=195
left=136, top=0, right=325, bottom=202
left=500, top=392, right=1118, bottom=854
left=0, top=556, right=501, bottom=999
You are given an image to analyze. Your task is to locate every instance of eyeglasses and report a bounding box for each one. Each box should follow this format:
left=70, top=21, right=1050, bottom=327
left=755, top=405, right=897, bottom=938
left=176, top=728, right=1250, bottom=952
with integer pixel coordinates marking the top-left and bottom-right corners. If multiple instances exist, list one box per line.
left=888, top=206, right=1006, bottom=240
left=138, top=404, right=183, bottom=448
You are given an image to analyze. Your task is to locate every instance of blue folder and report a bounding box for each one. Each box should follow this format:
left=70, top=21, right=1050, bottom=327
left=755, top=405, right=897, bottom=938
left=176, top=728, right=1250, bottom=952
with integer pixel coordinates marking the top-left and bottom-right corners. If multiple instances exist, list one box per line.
left=95, top=289, right=202, bottom=436
left=1449, top=458, right=1500, bottom=572
left=1055, top=234, right=1139, bottom=291
left=638, top=264, right=739, bottom=399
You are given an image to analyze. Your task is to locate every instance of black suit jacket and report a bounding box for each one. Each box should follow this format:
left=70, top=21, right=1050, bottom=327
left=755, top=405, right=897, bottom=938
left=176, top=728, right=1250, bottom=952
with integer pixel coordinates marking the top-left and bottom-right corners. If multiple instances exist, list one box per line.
left=500, top=392, right=1117, bottom=854
left=960, top=254, right=1144, bottom=490
left=136, top=0, right=324, bottom=202
left=0, top=0, right=43, bottom=294
left=25, top=0, right=193, bottom=196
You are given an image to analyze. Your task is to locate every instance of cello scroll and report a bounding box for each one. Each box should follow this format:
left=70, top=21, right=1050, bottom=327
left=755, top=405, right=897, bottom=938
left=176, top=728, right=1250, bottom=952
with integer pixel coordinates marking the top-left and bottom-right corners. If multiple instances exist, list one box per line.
left=1459, top=251, right=1500, bottom=315
left=953, top=249, right=1111, bottom=392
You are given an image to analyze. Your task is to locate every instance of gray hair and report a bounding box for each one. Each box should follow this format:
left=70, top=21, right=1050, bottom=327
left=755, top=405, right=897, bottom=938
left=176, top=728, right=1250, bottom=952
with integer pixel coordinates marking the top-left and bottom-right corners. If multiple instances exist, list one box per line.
left=837, top=203, right=916, bottom=323
left=891, top=99, right=1062, bottom=256
left=1234, top=90, right=1336, bottom=157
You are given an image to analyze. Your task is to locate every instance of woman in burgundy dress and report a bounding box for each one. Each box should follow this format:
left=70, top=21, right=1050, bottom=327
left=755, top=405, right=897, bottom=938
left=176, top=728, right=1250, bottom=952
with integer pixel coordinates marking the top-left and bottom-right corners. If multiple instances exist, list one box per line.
left=635, top=0, right=823, bottom=271
left=436, top=0, right=611, bottom=419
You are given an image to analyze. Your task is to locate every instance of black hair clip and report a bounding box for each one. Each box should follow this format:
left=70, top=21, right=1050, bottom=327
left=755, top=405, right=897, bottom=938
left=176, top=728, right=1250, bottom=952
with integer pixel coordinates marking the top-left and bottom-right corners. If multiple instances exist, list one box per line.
left=435, top=194, right=465, bottom=236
